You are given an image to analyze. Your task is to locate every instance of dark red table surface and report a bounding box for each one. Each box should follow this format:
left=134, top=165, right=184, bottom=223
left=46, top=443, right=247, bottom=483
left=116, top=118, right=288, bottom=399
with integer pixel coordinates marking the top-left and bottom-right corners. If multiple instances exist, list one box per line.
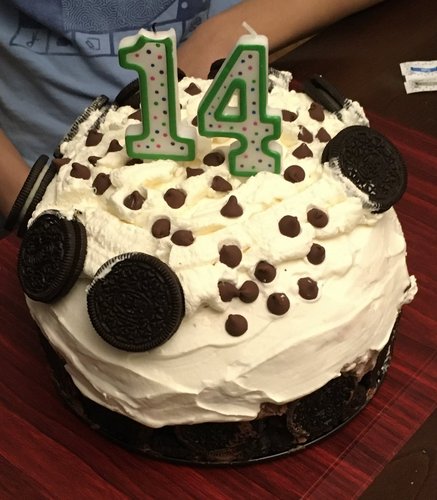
left=1, top=0, right=436, bottom=498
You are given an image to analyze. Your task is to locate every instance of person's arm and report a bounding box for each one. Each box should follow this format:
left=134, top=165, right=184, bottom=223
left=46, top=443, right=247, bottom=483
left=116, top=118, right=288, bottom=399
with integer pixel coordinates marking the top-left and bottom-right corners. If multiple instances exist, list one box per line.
left=178, top=0, right=384, bottom=77
left=0, top=130, right=29, bottom=218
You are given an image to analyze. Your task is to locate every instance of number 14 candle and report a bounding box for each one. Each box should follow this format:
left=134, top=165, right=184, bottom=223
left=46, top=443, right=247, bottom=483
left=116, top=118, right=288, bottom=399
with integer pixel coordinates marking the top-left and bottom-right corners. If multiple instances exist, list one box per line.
left=118, top=26, right=282, bottom=176
left=197, top=28, right=282, bottom=176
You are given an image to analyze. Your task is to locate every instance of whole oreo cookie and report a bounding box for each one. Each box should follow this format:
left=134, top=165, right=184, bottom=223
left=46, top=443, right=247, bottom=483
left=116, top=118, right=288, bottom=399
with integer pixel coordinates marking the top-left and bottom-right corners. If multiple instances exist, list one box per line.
left=18, top=211, right=87, bottom=302
left=323, top=126, right=407, bottom=213
left=87, top=253, right=185, bottom=352
left=4, top=155, right=55, bottom=235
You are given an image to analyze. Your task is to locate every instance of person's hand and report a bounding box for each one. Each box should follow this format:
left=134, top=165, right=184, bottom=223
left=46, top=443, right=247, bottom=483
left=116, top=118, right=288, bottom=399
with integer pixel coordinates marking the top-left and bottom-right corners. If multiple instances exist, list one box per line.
left=178, top=0, right=384, bottom=78
left=0, top=130, right=29, bottom=218
left=177, top=15, right=243, bottom=78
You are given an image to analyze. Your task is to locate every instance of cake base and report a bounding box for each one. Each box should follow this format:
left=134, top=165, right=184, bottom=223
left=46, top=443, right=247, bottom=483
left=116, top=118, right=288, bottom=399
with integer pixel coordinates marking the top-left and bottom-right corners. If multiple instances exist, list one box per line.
left=39, top=320, right=398, bottom=465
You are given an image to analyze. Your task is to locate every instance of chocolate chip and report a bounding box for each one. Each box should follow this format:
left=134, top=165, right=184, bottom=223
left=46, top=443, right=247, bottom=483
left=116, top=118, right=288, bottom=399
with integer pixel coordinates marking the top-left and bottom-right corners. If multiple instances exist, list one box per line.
left=70, top=162, right=91, bottom=180
left=239, top=281, right=259, bottom=303
left=51, top=157, right=70, bottom=170
left=164, top=188, right=186, bottom=209
left=203, top=151, right=225, bottom=166
left=316, top=127, right=331, bottom=142
left=151, top=218, right=171, bottom=238
left=171, top=230, right=194, bottom=246
left=298, top=277, right=319, bottom=300
left=128, top=109, right=142, bottom=121
left=185, top=82, right=202, bottom=96
left=225, top=314, right=248, bottom=336
left=186, top=167, right=204, bottom=178
left=86, top=130, right=103, bottom=147
left=267, top=293, right=290, bottom=315
left=307, top=243, right=326, bottom=265
left=211, top=176, right=232, bottom=192
left=307, top=208, right=329, bottom=228
left=254, top=261, right=276, bottom=283
left=220, top=196, right=243, bottom=218
left=107, top=139, right=123, bottom=153
left=124, top=190, right=146, bottom=210
left=282, top=110, right=298, bottom=122
left=126, top=158, right=144, bottom=165
left=298, top=126, right=313, bottom=143
left=219, top=244, right=242, bottom=268
left=191, top=116, right=198, bottom=127
left=284, top=165, right=305, bottom=183
left=292, top=143, right=313, bottom=159
left=309, top=102, right=325, bottom=122
left=279, top=215, right=301, bottom=237
left=218, top=281, right=239, bottom=302
left=208, top=59, right=225, bottom=79
left=177, top=68, right=186, bottom=81
left=88, top=156, right=101, bottom=166
left=92, top=173, right=112, bottom=195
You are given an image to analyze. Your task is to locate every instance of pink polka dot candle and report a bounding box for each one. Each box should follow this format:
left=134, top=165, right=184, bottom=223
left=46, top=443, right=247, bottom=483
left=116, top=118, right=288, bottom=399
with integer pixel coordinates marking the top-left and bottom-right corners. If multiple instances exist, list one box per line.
left=197, top=27, right=282, bottom=177
left=119, top=29, right=196, bottom=161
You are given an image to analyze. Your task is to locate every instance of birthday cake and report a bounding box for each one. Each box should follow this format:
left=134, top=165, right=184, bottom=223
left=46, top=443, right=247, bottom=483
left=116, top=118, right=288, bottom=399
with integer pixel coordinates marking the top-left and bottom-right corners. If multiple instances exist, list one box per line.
left=10, top=61, right=416, bottom=463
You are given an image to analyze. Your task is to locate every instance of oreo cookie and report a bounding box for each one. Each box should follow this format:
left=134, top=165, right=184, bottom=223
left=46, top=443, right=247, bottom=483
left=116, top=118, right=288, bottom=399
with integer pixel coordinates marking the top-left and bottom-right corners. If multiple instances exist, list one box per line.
left=323, top=126, right=407, bottom=213
left=303, top=75, right=346, bottom=113
left=114, top=79, right=140, bottom=108
left=286, top=376, right=357, bottom=442
left=4, top=155, right=56, bottom=235
left=174, top=420, right=264, bottom=462
left=87, top=253, right=185, bottom=352
left=53, top=95, right=109, bottom=157
left=18, top=211, right=87, bottom=302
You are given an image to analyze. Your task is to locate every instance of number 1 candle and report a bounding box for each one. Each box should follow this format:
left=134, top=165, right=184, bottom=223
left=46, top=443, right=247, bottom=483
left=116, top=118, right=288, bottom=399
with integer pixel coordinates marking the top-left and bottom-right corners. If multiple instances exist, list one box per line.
left=197, top=27, right=282, bottom=177
left=119, top=29, right=196, bottom=161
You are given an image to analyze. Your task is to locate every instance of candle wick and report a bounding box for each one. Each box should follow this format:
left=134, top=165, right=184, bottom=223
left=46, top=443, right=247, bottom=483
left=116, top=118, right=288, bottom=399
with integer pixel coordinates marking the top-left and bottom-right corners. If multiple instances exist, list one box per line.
left=242, top=22, right=258, bottom=36
left=151, top=23, right=157, bottom=34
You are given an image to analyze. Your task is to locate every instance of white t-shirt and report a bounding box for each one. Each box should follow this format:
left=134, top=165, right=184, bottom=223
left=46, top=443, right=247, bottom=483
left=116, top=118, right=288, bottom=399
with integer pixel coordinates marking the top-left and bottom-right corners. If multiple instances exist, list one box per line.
left=0, top=0, right=241, bottom=164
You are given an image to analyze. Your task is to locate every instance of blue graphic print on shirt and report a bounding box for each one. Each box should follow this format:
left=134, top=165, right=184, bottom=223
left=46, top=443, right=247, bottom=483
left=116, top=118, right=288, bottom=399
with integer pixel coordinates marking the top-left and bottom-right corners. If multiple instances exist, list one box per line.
left=10, top=0, right=211, bottom=57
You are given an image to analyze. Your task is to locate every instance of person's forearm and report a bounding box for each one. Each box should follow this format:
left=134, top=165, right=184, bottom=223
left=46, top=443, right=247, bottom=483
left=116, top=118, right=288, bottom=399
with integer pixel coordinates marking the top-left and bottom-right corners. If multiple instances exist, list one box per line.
left=0, top=130, right=29, bottom=218
left=178, top=0, right=383, bottom=77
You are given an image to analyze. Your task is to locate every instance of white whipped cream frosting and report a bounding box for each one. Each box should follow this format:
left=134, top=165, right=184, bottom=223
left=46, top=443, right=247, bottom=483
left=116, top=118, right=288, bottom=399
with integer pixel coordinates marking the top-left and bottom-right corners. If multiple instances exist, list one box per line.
left=27, top=74, right=416, bottom=427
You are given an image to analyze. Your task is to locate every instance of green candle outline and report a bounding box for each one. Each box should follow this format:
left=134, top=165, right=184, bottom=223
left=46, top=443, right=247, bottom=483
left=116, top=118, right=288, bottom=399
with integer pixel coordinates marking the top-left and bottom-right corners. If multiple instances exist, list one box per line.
left=119, top=35, right=196, bottom=161
left=197, top=43, right=281, bottom=177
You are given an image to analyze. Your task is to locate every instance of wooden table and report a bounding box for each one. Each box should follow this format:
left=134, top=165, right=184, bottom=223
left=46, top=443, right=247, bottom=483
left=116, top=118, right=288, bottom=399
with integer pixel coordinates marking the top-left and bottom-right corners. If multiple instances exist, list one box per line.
left=1, top=0, right=436, bottom=497
left=275, top=0, right=437, bottom=137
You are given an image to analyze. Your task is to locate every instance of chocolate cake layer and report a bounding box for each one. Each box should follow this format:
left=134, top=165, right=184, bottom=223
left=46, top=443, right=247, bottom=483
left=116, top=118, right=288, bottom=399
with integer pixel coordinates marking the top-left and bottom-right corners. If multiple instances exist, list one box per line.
left=39, top=318, right=398, bottom=465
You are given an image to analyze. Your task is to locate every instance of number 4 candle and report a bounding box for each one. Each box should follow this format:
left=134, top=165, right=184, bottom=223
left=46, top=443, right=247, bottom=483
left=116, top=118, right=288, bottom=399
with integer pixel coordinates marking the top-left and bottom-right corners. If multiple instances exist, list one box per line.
left=197, top=25, right=282, bottom=177
left=119, top=29, right=196, bottom=161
